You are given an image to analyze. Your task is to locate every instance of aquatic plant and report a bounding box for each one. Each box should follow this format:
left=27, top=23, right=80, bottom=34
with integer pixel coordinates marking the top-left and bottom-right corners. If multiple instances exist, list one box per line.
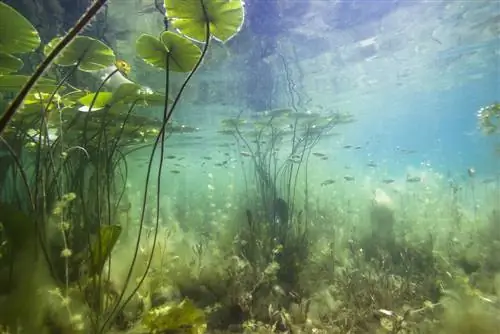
left=0, top=0, right=244, bottom=332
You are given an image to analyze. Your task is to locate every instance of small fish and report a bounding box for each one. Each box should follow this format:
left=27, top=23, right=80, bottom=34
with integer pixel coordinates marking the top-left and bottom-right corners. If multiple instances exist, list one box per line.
left=343, top=145, right=352, bottom=149
left=320, top=156, right=328, bottom=160
left=312, top=152, right=326, bottom=157
left=354, top=146, right=362, bottom=150
left=321, top=179, right=335, bottom=186
left=202, top=156, right=212, bottom=160
left=166, top=155, right=176, bottom=159
left=367, top=161, right=377, bottom=168
left=406, top=176, right=422, bottom=183
left=382, top=178, right=395, bottom=184
left=344, top=175, right=355, bottom=181
left=170, top=170, right=180, bottom=174
left=240, top=151, right=252, bottom=157
left=467, top=167, right=475, bottom=177
left=482, top=178, right=496, bottom=184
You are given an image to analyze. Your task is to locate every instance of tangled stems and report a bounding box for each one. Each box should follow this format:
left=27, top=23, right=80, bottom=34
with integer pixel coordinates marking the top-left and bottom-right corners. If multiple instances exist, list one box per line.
left=0, top=0, right=108, bottom=135
left=99, top=3, right=212, bottom=331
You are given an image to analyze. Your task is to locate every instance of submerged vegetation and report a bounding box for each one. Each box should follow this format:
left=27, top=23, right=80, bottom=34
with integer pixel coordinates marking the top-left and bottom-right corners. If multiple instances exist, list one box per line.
left=0, top=1, right=499, bottom=333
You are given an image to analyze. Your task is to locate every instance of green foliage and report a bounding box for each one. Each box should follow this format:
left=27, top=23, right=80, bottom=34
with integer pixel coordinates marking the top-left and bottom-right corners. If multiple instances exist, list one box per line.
left=78, top=91, right=114, bottom=111
left=0, top=2, right=40, bottom=54
left=44, top=36, right=116, bottom=72
left=0, top=52, right=23, bottom=74
left=142, top=299, right=207, bottom=333
left=136, top=31, right=202, bottom=72
left=89, top=225, right=122, bottom=277
left=164, top=0, right=244, bottom=42
left=0, top=74, right=59, bottom=93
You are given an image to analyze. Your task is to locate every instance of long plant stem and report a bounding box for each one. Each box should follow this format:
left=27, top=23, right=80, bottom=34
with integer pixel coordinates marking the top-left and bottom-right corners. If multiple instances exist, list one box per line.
left=0, top=0, right=108, bottom=134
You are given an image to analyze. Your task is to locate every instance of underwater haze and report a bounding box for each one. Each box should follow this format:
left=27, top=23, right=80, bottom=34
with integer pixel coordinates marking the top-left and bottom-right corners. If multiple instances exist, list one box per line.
left=0, top=0, right=500, bottom=333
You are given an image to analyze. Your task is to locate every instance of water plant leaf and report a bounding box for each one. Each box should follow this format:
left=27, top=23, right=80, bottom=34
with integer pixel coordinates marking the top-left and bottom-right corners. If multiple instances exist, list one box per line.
left=0, top=2, right=41, bottom=54
left=0, top=52, right=23, bottom=74
left=111, top=82, right=142, bottom=104
left=136, top=32, right=201, bottom=72
left=89, top=225, right=122, bottom=276
left=78, top=92, right=113, bottom=111
left=164, top=0, right=244, bottom=43
left=61, top=90, right=87, bottom=107
left=44, top=36, right=116, bottom=72
left=142, top=299, right=207, bottom=333
left=0, top=75, right=59, bottom=93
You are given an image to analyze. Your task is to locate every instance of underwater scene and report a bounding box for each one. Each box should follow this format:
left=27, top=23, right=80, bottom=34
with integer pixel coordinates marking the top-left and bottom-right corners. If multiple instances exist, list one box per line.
left=0, top=0, right=499, bottom=333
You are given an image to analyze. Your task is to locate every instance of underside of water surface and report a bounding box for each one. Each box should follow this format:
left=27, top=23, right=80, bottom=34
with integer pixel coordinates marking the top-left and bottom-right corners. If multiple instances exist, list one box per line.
left=0, top=0, right=499, bottom=333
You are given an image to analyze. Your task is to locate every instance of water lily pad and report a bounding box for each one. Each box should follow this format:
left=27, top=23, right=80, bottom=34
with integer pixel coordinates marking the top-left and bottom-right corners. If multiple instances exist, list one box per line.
left=0, top=52, right=23, bottom=74
left=61, top=90, right=87, bottom=107
left=44, top=36, right=116, bottom=72
left=164, top=0, right=244, bottom=43
left=136, top=32, right=201, bottom=72
left=0, top=75, right=58, bottom=93
left=0, top=2, right=40, bottom=54
left=78, top=91, right=113, bottom=111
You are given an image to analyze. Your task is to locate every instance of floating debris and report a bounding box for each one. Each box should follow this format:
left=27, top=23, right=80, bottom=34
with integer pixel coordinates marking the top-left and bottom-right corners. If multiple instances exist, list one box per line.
left=406, top=176, right=422, bottom=183
left=321, top=179, right=335, bottom=186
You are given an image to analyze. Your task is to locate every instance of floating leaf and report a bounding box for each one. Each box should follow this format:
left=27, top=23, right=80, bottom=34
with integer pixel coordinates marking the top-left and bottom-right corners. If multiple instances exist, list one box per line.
left=44, top=36, right=116, bottom=72
left=143, top=299, right=207, bottom=334
left=111, top=82, right=142, bottom=104
left=61, top=90, right=87, bottom=107
left=23, top=91, right=61, bottom=112
left=0, top=2, right=40, bottom=54
left=136, top=32, right=201, bottom=72
left=78, top=92, right=113, bottom=111
left=89, top=225, right=122, bottom=276
left=0, top=52, right=23, bottom=74
left=0, top=75, right=59, bottom=93
left=164, top=0, right=244, bottom=43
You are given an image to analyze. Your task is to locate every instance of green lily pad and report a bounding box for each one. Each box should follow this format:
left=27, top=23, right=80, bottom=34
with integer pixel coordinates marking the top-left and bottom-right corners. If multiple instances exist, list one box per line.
left=0, top=52, right=23, bottom=74
left=23, top=91, right=61, bottom=112
left=164, top=0, right=244, bottom=43
left=111, top=82, right=142, bottom=104
left=0, top=2, right=40, bottom=54
left=136, top=32, right=201, bottom=72
left=44, top=36, right=116, bottom=72
left=0, top=75, right=59, bottom=93
left=78, top=91, right=113, bottom=111
left=61, top=90, right=87, bottom=107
